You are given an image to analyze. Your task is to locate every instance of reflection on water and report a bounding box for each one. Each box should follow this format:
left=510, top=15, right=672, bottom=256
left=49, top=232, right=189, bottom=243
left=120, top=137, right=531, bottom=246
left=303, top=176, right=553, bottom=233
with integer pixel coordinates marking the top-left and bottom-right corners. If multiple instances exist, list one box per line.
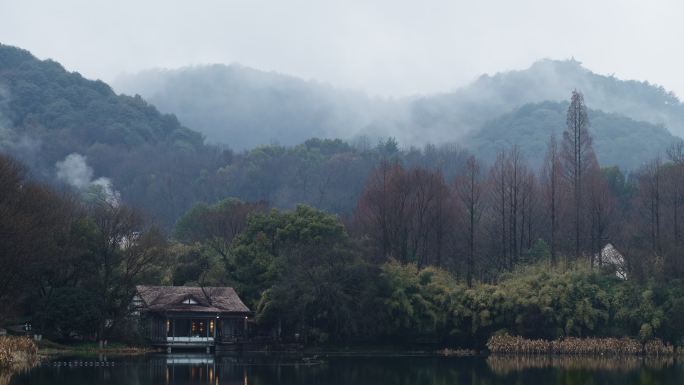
left=0, top=355, right=39, bottom=385
left=153, top=355, right=247, bottom=385
left=6, top=353, right=684, bottom=385
left=0, top=371, right=12, bottom=385
left=487, top=355, right=676, bottom=374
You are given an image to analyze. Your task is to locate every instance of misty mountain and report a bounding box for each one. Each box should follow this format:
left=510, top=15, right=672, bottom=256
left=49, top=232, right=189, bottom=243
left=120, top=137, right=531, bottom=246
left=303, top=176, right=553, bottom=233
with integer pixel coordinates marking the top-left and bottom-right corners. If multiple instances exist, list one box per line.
left=114, top=65, right=406, bottom=150
left=114, top=63, right=499, bottom=148
left=456, top=59, right=684, bottom=136
left=1, top=42, right=681, bottom=232
left=115, top=59, right=684, bottom=169
left=0, top=44, right=464, bottom=227
left=0, top=44, right=224, bottom=225
left=465, top=101, right=677, bottom=170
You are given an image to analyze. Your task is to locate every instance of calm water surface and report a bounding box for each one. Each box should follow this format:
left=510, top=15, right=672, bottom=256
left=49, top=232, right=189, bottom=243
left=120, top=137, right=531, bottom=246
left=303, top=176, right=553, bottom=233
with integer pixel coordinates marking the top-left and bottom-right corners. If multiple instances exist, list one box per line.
left=5, top=353, right=684, bottom=385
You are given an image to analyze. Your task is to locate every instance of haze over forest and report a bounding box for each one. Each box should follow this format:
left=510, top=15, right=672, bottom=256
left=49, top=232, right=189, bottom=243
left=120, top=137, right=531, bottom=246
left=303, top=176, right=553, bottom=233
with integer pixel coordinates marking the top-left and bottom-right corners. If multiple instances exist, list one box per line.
left=114, top=59, right=680, bottom=169
left=1, top=43, right=684, bottom=228
left=7, top=1, right=684, bottom=360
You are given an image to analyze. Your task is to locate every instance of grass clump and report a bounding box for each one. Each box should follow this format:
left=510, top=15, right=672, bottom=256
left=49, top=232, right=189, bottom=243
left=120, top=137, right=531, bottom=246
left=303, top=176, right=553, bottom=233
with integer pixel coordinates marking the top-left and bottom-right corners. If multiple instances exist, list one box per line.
left=0, top=336, right=38, bottom=368
left=487, top=333, right=674, bottom=356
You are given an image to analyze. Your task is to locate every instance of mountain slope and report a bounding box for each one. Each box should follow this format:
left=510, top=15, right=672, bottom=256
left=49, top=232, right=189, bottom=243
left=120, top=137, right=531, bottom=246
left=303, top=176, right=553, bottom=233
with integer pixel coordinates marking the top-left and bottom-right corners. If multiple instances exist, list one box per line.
left=114, top=65, right=405, bottom=150
left=114, top=59, right=684, bottom=166
left=0, top=44, right=222, bottom=226
left=428, top=58, right=684, bottom=137
left=1, top=42, right=681, bottom=233
left=465, top=101, right=677, bottom=170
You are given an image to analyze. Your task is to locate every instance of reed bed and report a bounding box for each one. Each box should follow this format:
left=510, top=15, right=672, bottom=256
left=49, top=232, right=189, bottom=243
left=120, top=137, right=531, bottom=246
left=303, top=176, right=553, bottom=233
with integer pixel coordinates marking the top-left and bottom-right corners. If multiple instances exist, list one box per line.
left=487, top=333, right=675, bottom=356
left=486, top=355, right=674, bottom=375
left=438, top=348, right=477, bottom=357
left=0, top=336, right=38, bottom=369
left=0, top=371, right=12, bottom=385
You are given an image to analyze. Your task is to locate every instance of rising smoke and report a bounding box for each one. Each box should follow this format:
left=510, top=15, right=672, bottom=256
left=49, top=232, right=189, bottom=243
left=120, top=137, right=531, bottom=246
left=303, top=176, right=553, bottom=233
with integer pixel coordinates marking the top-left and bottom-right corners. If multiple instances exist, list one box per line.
left=56, top=153, right=121, bottom=206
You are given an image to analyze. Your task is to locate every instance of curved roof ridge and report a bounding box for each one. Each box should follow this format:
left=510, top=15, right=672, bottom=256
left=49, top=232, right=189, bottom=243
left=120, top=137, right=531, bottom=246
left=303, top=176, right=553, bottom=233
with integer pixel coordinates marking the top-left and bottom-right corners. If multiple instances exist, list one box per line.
left=135, top=285, right=250, bottom=314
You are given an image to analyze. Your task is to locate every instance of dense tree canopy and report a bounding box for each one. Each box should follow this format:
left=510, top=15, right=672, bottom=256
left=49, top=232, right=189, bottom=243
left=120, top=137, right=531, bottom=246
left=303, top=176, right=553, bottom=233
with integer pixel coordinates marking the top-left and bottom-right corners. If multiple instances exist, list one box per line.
left=5, top=44, right=684, bottom=348
left=2, top=44, right=681, bottom=232
left=0, top=153, right=167, bottom=341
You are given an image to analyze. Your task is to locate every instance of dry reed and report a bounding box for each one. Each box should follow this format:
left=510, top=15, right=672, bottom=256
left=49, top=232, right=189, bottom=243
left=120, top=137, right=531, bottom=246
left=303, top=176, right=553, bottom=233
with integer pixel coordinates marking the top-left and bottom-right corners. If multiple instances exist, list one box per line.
left=438, top=348, right=477, bottom=357
left=487, top=333, right=674, bottom=356
left=0, top=336, right=38, bottom=369
left=486, top=355, right=674, bottom=374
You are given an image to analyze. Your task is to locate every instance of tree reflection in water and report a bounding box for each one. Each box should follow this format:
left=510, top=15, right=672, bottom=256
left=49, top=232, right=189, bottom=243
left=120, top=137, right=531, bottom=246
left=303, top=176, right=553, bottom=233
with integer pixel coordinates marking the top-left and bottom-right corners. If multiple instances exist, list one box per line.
left=6, top=354, right=684, bottom=385
left=487, top=355, right=675, bottom=375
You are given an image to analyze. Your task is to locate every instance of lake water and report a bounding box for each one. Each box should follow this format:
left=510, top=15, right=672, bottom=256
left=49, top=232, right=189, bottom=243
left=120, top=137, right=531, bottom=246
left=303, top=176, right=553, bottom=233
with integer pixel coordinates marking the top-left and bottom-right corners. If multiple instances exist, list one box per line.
left=5, top=353, right=684, bottom=385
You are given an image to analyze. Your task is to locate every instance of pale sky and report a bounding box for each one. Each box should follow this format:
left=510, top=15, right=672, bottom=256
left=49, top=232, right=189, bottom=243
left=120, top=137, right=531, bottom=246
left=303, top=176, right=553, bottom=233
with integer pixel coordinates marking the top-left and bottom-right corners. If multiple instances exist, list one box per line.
left=1, top=0, right=682, bottom=97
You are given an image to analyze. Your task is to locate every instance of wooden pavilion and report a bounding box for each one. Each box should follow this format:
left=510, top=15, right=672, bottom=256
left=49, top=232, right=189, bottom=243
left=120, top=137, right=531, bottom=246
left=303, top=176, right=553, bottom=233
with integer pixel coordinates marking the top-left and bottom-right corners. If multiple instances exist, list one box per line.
left=134, top=285, right=252, bottom=352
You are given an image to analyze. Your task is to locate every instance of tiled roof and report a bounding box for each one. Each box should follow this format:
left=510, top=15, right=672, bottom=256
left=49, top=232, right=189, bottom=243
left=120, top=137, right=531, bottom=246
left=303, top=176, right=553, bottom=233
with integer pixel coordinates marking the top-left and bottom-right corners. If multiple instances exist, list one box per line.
left=135, top=285, right=250, bottom=314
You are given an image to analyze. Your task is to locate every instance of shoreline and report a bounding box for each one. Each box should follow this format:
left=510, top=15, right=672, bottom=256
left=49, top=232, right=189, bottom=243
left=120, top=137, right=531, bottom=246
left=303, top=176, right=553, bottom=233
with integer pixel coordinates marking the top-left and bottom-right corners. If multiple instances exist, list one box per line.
left=487, top=334, right=684, bottom=356
left=38, top=345, right=158, bottom=357
left=17, top=334, right=684, bottom=360
left=0, top=336, right=39, bottom=385
left=0, top=336, right=38, bottom=369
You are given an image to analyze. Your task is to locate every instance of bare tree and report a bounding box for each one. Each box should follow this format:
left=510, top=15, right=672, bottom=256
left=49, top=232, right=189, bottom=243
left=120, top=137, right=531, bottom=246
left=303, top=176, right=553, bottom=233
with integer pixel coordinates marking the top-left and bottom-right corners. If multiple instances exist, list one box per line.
left=666, top=142, right=684, bottom=245
left=489, top=150, right=509, bottom=268
left=455, top=156, right=483, bottom=286
left=484, top=147, right=537, bottom=270
left=88, top=201, right=167, bottom=343
left=354, top=161, right=454, bottom=266
left=506, top=146, right=525, bottom=264
left=541, top=134, right=562, bottom=263
left=640, top=158, right=663, bottom=255
left=587, top=165, right=615, bottom=266
left=561, top=90, right=596, bottom=259
left=175, top=198, right=268, bottom=261
left=519, top=167, right=538, bottom=254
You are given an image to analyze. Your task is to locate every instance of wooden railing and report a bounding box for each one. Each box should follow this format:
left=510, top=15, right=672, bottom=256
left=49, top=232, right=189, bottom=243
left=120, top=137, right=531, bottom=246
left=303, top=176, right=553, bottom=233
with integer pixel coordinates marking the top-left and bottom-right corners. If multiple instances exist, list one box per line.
left=166, top=336, right=215, bottom=344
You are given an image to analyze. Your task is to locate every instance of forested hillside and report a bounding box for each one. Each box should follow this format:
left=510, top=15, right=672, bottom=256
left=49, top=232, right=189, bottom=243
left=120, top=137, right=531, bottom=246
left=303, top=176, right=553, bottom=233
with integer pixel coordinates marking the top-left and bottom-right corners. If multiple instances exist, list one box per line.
left=0, top=44, right=226, bottom=226
left=114, top=64, right=402, bottom=149
left=2, top=43, right=683, bottom=231
left=4, top=43, right=684, bottom=348
left=5, top=91, right=684, bottom=346
left=466, top=101, right=676, bottom=170
left=458, top=59, right=684, bottom=136
left=115, top=59, right=684, bottom=170
left=0, top=45, right=470, bottom=227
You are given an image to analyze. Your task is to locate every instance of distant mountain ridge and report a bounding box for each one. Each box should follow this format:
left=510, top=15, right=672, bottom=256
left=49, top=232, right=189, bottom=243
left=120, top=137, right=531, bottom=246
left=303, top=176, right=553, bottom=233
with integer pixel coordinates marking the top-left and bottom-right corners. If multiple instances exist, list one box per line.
left=0, top=44, right=204, bottom=167
left=465, top=101, right=677, bottom=170
left=0, top=41, right=680, bottom=175
left=0, top=42, right=681, bottom=230
left=453, top=58, right=684, bottom=135
left=114, top=59, right=684, bottom=170
left=114, top=64, right=400, bottom=149
left=0, top=43, right=220, bottom=226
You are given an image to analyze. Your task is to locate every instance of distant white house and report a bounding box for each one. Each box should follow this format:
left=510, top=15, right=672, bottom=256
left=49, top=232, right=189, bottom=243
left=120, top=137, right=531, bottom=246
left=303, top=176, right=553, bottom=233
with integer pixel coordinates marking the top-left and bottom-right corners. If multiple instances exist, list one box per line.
left=594, top=243, right=627, bottom=279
